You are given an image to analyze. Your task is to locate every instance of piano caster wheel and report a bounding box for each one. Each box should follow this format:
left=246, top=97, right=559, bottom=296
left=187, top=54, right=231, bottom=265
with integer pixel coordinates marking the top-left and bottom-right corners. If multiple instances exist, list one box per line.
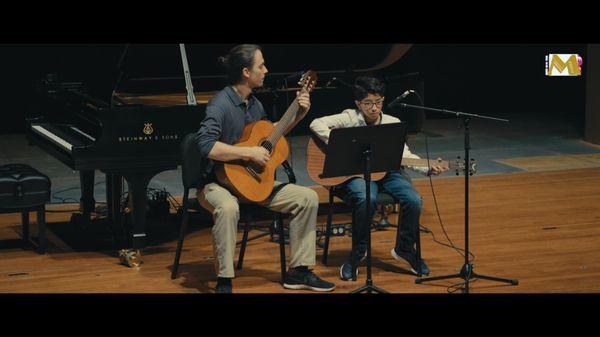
left=118, top=249, right=143, bottom=268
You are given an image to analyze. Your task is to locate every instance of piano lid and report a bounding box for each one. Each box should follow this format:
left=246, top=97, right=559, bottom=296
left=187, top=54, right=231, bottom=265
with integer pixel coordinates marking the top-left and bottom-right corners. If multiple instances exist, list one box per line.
left=113, top=44, right=412, bottom=93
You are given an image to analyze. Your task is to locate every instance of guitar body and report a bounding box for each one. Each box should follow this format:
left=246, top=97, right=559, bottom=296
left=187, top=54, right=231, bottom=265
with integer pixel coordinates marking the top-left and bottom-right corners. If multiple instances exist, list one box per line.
left=306, top=136, right=387, bottom=187
left=214, top=70, right=320, bottom=202
left=215, top=120, right=289, bottom=202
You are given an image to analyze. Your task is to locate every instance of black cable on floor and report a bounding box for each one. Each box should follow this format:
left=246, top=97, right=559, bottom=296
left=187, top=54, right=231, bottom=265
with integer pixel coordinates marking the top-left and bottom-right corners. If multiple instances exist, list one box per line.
left=410, top=88, right=474, bottom=264
left=424, top=133, right=475, bottom=263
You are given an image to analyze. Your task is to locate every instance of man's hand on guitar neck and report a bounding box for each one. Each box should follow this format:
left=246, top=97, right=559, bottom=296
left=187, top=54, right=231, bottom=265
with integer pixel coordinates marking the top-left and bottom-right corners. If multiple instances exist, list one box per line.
left=430, top=157, right=449, bottom=175
left=297, top=90, right=311, bottom=113
left=273, top=90, right=311, bottom=135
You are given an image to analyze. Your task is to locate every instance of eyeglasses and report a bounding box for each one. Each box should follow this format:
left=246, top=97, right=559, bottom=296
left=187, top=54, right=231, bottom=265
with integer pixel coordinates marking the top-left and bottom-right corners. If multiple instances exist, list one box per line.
left=360, top=100, right=384, bottom=109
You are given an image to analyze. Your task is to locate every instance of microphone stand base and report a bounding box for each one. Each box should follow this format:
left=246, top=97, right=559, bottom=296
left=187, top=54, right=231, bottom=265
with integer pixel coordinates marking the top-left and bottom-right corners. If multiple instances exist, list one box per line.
left=350, top=283, right=389, bottom=294
left=415, top=263, right=518, bottom=293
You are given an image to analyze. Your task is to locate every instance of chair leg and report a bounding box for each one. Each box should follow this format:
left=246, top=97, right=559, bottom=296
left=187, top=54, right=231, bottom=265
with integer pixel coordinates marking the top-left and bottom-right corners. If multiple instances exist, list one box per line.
left=322, top=188, right=334, bottom=266
left=36, top=206, right=46, bottom=254
left=21, top=211, right=30, bottom=246
left=277, top=216, right=286, bottom=284
left=171, top=189, right=190, bottom=279
left=237, top=217, right=251, bottom=270
left=415, top=221, right=423, bottom=276
left=417, top=197, right=429, bottom=233
left=397, top=202, right=424, bottom=277
left=375, top=203, right=391, bottom=228
left=388, top=202, right=400, bottom=228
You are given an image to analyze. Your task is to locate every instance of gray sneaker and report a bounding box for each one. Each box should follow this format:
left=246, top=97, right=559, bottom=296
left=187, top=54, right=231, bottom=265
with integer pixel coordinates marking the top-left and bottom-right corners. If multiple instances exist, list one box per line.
left=339, top=260, right=359, bottom=281
left=391, top=248, right=430, bottom=276
left=340, top=248, right=368, bottom=281
left=283, top=268, right=336, bottom=292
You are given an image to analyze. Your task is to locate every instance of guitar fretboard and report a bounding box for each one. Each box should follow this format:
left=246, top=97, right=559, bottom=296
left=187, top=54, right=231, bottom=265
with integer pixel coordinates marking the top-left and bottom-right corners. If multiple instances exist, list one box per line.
left=266, top=97, right=301, bottom=148
left=401, top=158, right=449, bottom=168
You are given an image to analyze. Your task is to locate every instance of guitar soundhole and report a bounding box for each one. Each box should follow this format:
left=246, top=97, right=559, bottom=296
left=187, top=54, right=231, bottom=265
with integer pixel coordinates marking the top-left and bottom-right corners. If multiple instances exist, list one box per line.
left=261, top=140, right=274, bottom=154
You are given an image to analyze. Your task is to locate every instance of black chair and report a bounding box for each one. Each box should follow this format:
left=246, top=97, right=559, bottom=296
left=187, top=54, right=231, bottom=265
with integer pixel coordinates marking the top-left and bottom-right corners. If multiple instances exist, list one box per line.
left=321, top=187, right=423, bottom=274
left=171, top=134, right=295, bottom=283
left=0, top=164, right=50, bottom=254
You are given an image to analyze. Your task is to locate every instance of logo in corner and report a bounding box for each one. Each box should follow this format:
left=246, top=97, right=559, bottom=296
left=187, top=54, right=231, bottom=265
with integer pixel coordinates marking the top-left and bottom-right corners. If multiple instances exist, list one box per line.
left=545, top=54, right=582, bottom=76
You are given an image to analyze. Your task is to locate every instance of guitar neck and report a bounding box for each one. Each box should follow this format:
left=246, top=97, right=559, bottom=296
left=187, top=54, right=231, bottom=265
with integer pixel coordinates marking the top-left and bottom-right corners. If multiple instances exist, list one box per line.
left=267, top=70, right=316, bottom=145
left=268, top=96, right=305, bottom=145
left=402, top=157, right=449, bottom=168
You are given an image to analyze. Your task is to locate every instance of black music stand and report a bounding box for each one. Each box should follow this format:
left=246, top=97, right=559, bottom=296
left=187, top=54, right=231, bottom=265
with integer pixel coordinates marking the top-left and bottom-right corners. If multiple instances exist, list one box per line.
left=321, top=122, right=408, bottom=294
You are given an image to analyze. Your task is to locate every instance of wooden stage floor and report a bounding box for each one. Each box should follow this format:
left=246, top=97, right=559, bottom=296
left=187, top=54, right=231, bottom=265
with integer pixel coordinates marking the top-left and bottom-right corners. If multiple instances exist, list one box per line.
left=1, top=168, right=600, bottom=293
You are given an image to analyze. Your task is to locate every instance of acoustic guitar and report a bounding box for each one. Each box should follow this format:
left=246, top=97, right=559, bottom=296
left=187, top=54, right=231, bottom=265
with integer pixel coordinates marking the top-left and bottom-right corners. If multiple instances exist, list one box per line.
left=215, top=71, right=317, bottom=202
left=306, top=135, right=474, bottom=187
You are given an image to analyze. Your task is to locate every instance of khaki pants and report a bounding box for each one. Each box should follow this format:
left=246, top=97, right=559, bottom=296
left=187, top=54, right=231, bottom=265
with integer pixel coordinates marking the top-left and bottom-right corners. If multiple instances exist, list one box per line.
left=197, top=181, right=318, bottom=278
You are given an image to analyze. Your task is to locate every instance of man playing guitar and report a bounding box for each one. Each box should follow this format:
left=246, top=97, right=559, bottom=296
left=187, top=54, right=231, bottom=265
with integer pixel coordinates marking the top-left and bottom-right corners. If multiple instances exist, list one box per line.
left=309, top=76, right=448, bottom=281
left=196, top=44, right=335, bottom=293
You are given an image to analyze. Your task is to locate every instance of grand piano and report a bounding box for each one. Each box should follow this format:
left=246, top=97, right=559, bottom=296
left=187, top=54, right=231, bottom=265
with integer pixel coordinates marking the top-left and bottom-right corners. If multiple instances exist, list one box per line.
left=26, top=44, right=215, bottom=265
left=25, top=43, right=416, bottom=266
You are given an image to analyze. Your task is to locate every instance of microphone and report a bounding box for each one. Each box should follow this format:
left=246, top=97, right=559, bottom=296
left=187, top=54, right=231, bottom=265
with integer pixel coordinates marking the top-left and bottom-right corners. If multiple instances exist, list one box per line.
left=283, top=70, right=304, bottom=82
left=387, top=90, right=414, bottom=108
left=328, top=77, right=352, bottom=88
left=322, top=77, right=353, bottom=89
left=324, top=77, right=336, bottom=88
left=276, top=71, right=305, bottom=89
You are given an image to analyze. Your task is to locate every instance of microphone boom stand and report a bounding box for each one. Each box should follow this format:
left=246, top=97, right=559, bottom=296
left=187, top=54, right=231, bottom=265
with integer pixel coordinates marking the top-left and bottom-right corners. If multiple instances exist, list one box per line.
left=396, top=103, right=519, bottom=293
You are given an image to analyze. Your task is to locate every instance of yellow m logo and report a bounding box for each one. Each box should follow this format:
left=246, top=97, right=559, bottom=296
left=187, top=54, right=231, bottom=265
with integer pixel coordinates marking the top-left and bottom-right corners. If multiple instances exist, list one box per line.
left=547, top=54, right=581, bottom=76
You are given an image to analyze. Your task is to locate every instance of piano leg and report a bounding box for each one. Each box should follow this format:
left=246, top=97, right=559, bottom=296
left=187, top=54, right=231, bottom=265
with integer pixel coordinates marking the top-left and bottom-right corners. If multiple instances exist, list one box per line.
left=126, top=173, right=152, bottom=251
left=106, top=173, right=124, bottom=250
left=115, top=172, right=160, bottom=268
left=79, top=170, right=96, bottom=219
left=71, top=170, right=96, bottom=227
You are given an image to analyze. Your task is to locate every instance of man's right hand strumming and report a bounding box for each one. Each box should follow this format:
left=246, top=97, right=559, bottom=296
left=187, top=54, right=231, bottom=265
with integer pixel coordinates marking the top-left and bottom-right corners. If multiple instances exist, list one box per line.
left=245, top=146, right=270, bottom=167
left=208, top=142, right=270, bottom=166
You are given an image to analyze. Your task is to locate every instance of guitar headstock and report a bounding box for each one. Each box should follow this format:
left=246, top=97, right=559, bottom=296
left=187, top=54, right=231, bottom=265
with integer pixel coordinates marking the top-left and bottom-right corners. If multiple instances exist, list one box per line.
left=298, top=70, right=318, bottom=94
left=450, top=158, right=478, bottom=176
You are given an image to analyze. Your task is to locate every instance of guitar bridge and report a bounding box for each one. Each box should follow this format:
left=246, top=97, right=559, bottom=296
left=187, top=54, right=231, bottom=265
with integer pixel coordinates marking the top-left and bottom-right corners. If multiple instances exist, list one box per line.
left=245, top=165, right=262, bottom=182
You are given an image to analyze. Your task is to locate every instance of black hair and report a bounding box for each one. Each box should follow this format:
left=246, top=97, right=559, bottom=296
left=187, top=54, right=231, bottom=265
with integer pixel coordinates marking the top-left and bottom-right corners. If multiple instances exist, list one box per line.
left=352, top=76, right=386, bottom=100
left=218, top=44, right=262, bottom=85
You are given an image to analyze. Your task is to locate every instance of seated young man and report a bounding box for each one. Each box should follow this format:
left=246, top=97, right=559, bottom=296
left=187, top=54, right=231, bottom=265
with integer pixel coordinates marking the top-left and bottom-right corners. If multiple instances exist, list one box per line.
left=309, top=76, right=448, bottom=281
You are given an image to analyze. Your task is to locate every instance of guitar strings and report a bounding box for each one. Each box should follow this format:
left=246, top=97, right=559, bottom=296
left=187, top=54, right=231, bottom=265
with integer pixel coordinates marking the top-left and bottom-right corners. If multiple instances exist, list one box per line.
left=268, top=98, right=300, bottom=146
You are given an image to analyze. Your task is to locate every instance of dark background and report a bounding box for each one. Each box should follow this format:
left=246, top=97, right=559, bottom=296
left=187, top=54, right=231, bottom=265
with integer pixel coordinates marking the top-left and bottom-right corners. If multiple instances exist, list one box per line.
left=0, top=44, right=587, bottom=136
